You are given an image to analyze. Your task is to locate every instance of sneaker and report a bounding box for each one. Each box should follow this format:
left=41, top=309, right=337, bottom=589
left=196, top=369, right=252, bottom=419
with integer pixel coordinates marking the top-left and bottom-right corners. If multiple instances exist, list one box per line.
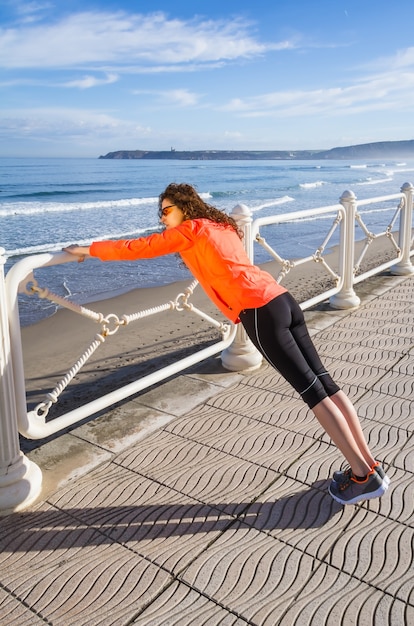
left=333, top=462, right=390, bottom=487
left=329, top=469, right=388, bottom=505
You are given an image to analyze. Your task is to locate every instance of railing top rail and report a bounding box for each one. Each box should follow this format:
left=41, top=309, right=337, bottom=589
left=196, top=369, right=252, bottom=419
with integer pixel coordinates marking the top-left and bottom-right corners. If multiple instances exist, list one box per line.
left=5, top=251, right=76, bottom=294
left=353, top=191, right=404, bottom=207
left=251, top=203, right=344, bottom=235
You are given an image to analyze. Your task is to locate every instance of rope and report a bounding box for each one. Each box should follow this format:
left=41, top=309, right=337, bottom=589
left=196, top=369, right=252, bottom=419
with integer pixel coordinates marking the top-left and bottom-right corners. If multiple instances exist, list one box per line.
left=256, top=210, right=341, bottom=283
left=27, top=276, right=229, bottom=418
left=354, top=199, right=403, bottom=272
left=122, top=301, right=175, bottom=324
left=34, top=334, right=106, bottom=417
left=31, top=284, right=103, bottom=323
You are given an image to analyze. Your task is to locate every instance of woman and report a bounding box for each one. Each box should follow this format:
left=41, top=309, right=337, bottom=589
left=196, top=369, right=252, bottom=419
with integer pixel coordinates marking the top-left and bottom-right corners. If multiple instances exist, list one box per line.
left=64, top=182, right=389, bottom=505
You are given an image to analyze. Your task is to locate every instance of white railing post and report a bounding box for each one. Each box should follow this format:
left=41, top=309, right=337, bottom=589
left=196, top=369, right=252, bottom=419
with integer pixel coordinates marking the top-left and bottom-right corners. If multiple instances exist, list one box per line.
left=221, top=204, right=263, bottom=371
left=0, top=248, right=42, bottom=514
left=391, top=182, right=414, bottom=275
left=329, top=190, right=361, bottom=309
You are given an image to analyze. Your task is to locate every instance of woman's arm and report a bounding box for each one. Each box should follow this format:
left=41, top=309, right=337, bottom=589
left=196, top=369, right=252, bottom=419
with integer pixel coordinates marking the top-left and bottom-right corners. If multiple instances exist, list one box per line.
left=63, top=244, right=91, bottom=262
left=63, top=221, right=197, bottom=263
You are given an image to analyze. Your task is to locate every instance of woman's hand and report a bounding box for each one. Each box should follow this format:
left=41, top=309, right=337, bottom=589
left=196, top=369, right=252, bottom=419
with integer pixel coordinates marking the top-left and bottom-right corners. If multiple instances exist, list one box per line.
left=63, top=244, right=91, bottom=263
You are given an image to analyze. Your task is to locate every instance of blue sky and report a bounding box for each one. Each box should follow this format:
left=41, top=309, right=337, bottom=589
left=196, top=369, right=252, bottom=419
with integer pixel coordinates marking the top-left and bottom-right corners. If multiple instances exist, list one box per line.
left=1, top=0, right=414, bottom=157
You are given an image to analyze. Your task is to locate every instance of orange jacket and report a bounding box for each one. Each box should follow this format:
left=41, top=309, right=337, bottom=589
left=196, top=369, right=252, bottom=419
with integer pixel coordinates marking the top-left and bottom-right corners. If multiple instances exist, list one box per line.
left=89, top=218, right=286, bottom=322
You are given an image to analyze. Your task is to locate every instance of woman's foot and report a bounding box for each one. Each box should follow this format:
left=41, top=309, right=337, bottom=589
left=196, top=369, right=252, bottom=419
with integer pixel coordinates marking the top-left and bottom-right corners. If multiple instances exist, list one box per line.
left=333, top=461, right=390, bottom=487
left=329, top=469, right=388, bottom=505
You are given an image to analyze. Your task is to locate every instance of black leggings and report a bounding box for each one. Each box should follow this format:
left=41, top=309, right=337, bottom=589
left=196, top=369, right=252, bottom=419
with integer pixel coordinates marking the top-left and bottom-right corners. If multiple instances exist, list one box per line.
left=239, top=292, right=340, bottom=409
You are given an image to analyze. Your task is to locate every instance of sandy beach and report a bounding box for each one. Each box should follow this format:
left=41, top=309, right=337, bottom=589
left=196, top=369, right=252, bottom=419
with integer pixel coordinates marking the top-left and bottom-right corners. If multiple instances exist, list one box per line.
left=20, top=235, right=398, bottom=435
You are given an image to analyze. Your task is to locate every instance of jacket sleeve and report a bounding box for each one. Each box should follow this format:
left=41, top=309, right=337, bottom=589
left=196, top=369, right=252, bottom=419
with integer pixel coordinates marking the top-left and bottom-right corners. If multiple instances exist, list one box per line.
left=89, top=222, right=196, bottom=261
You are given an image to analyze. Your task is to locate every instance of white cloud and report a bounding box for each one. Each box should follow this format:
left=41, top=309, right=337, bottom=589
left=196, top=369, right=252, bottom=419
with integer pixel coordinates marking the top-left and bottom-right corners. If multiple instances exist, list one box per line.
left=361, top=45, right=414, bottom=72
left=224, top=130, right=243, bottom=139
left=162, top=89, right=200, bottom=106
left=132, top=88, right=201, bottom=107
left=219, top=63, right=414, bottom=119
left=62, top=73, right=119, bottom=89
left=0, top=107, right=151, bottom=141
left=14, top=1, right=54, bottom=23
left=0, top=10, right=289, bottom=70
left=391, top=46, right=414, bottom=68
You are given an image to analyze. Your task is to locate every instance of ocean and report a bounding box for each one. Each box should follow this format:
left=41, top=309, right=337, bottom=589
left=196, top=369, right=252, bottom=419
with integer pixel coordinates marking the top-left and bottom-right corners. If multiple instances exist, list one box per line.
left=1, top=157, right=413, bottom=326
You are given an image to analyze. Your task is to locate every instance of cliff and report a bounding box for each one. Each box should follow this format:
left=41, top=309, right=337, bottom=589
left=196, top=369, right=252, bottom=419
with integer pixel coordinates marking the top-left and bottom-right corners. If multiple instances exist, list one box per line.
left=99, top=140, right=414, bottom=160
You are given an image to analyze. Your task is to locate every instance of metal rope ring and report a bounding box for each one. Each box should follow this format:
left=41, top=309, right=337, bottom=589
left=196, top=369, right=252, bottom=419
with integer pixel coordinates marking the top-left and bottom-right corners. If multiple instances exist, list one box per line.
left=21, top=276, right=39, bottom=296
left=101, top=313, right=123, bottom=336
left=174, top=292, right=189, bottom=312
left=34, top=401, right=53, bottom=418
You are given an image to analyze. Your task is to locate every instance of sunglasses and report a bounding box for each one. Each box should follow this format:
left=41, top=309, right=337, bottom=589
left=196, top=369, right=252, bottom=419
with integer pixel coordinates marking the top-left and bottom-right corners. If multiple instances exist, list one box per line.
left=161, top=204, right=176, bottom=216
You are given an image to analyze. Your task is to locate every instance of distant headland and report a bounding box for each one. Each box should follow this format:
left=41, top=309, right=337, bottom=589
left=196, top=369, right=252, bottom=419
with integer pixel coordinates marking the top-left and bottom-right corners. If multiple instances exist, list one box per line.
left=99, top=140, right=414, bottom=161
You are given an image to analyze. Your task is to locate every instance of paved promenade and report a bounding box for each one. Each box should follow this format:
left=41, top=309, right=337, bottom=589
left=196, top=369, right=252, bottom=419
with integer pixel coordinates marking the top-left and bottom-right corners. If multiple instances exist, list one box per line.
left=0, top=272, right=413, bottom=626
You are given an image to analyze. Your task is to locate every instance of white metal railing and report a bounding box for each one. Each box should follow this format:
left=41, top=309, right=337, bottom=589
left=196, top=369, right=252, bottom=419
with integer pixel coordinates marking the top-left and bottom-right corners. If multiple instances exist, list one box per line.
left=0, top=183, right=413, bottom=512
left=5, top=253, right=236, bottom=442
left=248, top=187, right=413, bottom=308
left=252, top=203, right=346, bottom=309
left=221, top=182, right=414, bottom=367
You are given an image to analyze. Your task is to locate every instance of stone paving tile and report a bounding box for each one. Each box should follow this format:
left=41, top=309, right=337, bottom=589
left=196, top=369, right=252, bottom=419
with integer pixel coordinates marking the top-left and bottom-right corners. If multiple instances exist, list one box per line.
left=242, top=367, right=298, bottom=397
left=355, top=389, right=414, bottom=432
left=351, top=420, right=412, bottom=463
left=393, top=352, right=414, bottom=376
left=378, top=294, right=414, bottom=309
left=361, top=331, right=413, bottom=353
left=333, top=312, right=406, bottom=331
left=166, top=398, right=408, bottom=477
left=355, top=297, right=412, bottom=311
left=313, top=338, right=401, bottom=368
left=250, top=394, right=324, bottom=432
left=207, top=423, right=316, bottom=473
left=317, top=358, right=390, bottom=390
left=203, top=376, right=368, bottom=430
left=363, top=467, right=413, bottom=525
left=115, top=432, right=281, bottom=518
left=178, top=522, right=316, bottom=625
left=238, top=474, right=353, bottom=560
left=389, top=438, right=414, bottom=474
left=206, top=381, right=373, bottom=437
left=166, top=407, right=317, bottom=474
left=347, top=305, right=413, bottom=323
left=46, top=463, right=237, bottom=575
left=0, top=588, right=46, bottom=626
left=182, top=394, right=331, bottom=445
left=281, top=439, right=350, bottom=487
left=14, top=549, right=171, bottom=626
left=371, top=369, right=414, bottom=398
left=322, top=507, right=414, bottom=605
left=166, top=404, right=258, bottom=440
left=316, top=326, right=374, bottom=346
left=316, top=325, right=411, bottom=353
left=0, top=502, right=172, bottom=626
left=281, top=438, right=406, bottom=526
left=277, top=563, right=414, bottom=626
left=132, top=580, right=247, bottom=625
left=205, top=381, right=296, bottom=417
left=0, top=501, right=113, bottom=574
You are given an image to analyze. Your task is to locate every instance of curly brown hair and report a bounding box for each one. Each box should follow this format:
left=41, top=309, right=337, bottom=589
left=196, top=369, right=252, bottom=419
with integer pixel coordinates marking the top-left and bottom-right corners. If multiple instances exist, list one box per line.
left=158, top=182, right=243, bottom=239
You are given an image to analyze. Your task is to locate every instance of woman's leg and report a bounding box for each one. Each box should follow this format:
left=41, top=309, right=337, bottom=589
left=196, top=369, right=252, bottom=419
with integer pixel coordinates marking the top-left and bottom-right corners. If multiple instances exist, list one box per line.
left=311, top=395, right=372, bottom=477
left=330, top=390, right=376, bottom=467
left=286, top=295, right=377, bottom=474
left=240, top=294, right=376, bottom=475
